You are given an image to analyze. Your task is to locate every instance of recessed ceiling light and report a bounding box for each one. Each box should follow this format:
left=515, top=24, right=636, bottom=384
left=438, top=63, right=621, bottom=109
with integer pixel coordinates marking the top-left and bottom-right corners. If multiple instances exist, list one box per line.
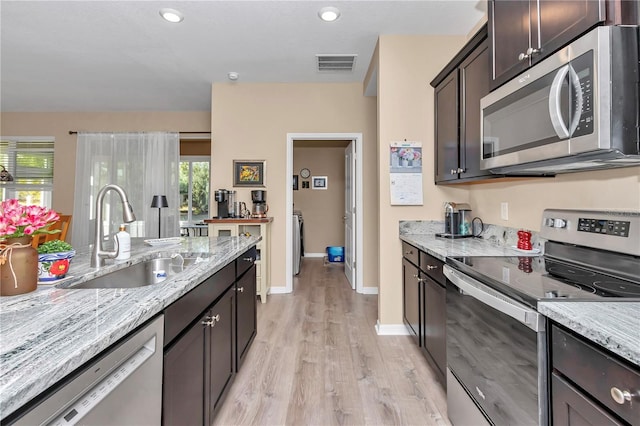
left=159, top=8, right=184, bottom=23
left=318, top=6, right=340, bottom=22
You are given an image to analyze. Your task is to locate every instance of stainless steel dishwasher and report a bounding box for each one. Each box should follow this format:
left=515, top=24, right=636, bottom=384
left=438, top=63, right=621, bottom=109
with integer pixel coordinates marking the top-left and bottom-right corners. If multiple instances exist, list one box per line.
left=12, top=315, right=164, bottom=425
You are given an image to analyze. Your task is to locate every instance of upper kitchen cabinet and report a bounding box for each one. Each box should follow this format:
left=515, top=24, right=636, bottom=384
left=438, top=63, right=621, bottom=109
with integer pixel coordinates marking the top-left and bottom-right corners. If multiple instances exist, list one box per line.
left=489, top=0, right=638, bottom=90
left=432, top=25, right=493, bottom=184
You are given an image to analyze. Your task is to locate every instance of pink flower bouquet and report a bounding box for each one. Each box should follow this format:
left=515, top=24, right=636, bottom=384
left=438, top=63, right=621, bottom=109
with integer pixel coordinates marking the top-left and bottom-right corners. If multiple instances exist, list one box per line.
left=0, top=199, right=60, bottom=240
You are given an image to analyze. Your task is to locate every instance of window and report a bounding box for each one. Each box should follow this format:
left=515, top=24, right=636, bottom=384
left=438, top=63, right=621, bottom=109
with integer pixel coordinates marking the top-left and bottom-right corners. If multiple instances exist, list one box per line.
left=0, top=137, right=54, bottom=207
left=180, top=156, right=210, bottom=223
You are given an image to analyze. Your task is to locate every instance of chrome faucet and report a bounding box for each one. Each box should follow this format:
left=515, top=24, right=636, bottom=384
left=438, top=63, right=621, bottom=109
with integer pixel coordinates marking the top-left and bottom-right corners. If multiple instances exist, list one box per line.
left=91, top=184, right=136, bottom=267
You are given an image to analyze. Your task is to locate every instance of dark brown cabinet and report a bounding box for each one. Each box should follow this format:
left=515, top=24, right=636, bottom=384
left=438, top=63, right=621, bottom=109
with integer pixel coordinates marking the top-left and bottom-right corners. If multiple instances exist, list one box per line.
left=236, top=264, right=257, bottom=370
left=206, top=288, right=235, bottom=423
left=489, top=0, right=612, bottom=90
left=432, top=26, right=492, bottom=184
left=550, top=324, right=640, bottom=426
left=401, top=242, right=446, bottom=387
left=162, top=248, right=258, bottom=425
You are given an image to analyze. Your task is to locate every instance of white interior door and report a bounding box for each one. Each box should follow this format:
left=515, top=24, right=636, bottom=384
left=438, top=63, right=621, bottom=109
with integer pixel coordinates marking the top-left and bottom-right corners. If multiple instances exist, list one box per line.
left=344, top=142, right=356, bottom=289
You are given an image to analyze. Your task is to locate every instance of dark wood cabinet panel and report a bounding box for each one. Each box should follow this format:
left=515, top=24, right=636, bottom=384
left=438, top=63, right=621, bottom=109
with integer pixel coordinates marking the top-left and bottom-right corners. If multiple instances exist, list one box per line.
left=489, top=0, right=605, bottom=90
left=402, top=258, right=421, bottom=345
left=206, top=288, right=236, bottom=424
left=489, top=0, right=531, bottom=86
left=163, top=320, right=205, bottom=425
left=459, top=39, right=491, bottom=179
left=551, top=373, right=623, bottom=426
left=422, top=277, right=446, bottom=385
left=434, top=70, right=460, bottom=183
left=236, top=264, right=257, bottom=371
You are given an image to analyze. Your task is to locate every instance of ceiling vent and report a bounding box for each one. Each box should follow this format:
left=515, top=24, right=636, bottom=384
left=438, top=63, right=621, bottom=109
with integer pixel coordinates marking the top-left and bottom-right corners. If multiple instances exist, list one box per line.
left=316, top=54, right=357, bottom=72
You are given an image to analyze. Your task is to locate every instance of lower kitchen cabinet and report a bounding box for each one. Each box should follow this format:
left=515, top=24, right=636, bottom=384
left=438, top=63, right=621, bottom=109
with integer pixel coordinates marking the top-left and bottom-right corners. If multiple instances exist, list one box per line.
left=206, top=288, right=235, bottom=422
left=550, top=324, right=640, bottom=426
left=236, top=263, right=257, bottom=370
left=401, top=242, right=446, bottom=387
left=162, top=248, right=258, bottom=425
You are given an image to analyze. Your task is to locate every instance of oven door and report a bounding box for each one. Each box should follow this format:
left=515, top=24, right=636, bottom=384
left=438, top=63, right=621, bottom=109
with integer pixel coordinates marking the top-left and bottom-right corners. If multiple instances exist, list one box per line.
left=444, top=265, right=547, bottom=426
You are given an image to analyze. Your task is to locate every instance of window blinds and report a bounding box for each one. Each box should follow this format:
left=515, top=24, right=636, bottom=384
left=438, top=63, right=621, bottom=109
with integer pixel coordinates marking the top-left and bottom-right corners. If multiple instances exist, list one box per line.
left=0, top=138, right=55, bottom=190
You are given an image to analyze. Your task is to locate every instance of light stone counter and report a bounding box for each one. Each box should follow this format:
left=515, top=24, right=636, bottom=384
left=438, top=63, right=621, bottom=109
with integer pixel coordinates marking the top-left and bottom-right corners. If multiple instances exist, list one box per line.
left=0, top=236, right=260, bottom=420
left=539, top=302, right=640, bottom=367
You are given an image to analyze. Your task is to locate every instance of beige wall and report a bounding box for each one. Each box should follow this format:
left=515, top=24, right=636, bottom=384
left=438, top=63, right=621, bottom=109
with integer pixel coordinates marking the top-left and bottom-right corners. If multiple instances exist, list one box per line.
left=376, top=35, right=470, bottom=326
left=0, top=112, right=211, bottom=215
left=211, top=83, right=378, bottom=288
left=293, top=141, right=349, bottom=254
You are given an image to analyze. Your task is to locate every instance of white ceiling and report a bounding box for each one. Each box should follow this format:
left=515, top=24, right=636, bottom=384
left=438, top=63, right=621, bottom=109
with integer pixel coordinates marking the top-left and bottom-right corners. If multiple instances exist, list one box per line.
left=1, top=0, right=486, bottom=112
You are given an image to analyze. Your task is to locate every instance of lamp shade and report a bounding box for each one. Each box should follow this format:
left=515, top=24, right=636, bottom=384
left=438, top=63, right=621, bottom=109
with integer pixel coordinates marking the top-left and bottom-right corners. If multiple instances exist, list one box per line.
left=150, top=195, right=169, bottom=208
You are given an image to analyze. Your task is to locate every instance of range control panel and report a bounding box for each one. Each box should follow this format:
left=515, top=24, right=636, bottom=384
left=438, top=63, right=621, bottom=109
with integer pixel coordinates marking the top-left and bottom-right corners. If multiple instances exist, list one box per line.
left=578, top=218, right=630, bottom=237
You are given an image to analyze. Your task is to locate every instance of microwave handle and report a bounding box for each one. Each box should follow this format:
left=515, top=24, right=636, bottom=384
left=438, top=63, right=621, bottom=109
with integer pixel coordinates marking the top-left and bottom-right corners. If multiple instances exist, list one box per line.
left=567, top=65, right=584, bottom=136
left=549, top=64, right=571, bottom=139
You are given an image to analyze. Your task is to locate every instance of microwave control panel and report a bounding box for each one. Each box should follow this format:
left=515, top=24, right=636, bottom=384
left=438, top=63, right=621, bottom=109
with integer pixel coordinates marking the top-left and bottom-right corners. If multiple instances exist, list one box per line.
left=571, top=51, right=594, bottom=138
left=578, top=217, right=630, bottom=237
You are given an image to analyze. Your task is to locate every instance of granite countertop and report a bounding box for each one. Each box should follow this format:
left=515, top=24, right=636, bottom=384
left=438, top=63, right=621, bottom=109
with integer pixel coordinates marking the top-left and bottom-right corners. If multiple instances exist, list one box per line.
left=539, top=302, right=640, bottom=367
left=0, top=236, right=260, bottom=420
left=204, top=217, right=273, bottom=224
left=400, top=233, right=529, bottom=261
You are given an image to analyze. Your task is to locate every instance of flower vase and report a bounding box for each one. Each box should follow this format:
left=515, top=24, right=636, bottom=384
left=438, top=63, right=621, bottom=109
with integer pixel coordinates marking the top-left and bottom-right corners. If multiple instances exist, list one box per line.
left=1, top=236, right=38, bottom=296
left=401, top=159, right=409, bottom=167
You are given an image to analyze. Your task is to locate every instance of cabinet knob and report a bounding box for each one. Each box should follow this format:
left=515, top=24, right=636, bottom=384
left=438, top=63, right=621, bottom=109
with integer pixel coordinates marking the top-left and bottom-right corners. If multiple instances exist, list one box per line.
left=201, top=314, right=221, bottom=327
left=243, top=257, right=255, bottom=263
left=518, top=52, right=528, bottom=61
left=457, top=167, right=464, bottom=174
left=237, top=287, right=244, bottom=293
left=426, top=265, right=438, bottom=270
left=526, top=47, right=540, bottom=56
left=212, top=314, right=221, bottom=322
left=610, top=387, right=633, bottom=405
left=405, top=250, right=413, bottom=255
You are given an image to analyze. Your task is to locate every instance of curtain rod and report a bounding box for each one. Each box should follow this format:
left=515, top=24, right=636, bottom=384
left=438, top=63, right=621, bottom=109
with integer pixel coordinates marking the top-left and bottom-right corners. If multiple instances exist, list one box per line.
left=68, top=131, right=211, bottom=135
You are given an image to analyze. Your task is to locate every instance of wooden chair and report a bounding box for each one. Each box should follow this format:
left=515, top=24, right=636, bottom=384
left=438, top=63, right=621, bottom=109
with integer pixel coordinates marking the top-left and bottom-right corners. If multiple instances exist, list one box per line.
left=32, top=215, right=72, bottom=248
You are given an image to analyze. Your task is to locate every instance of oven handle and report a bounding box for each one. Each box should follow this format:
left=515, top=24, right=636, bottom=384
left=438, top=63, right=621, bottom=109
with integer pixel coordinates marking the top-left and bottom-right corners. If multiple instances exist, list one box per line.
left=444, top=265, right=544, bottom=332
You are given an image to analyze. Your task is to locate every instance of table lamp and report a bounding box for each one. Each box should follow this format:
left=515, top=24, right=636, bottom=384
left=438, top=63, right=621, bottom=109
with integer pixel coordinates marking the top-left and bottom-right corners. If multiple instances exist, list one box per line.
left=150, top=195, right=169, bottom=238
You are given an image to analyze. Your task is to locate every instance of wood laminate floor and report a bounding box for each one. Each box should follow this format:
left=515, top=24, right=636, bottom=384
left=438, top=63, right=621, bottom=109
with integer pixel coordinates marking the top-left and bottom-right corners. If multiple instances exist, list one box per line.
left=213, top=258, right=450, bottom=426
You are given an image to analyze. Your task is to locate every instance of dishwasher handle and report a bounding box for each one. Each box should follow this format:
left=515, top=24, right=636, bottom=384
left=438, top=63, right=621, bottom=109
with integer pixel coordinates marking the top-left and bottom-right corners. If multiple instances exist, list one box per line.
left=444, top=265, right=544, bottom=332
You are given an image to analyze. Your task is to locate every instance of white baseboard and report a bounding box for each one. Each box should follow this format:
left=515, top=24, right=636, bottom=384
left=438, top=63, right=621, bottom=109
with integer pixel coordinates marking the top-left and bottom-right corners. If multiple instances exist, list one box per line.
left=303, top=252, right=325, bottom=258
left=359, top=286, right=378, bottom=295
left=375, top=321, right=410, bottom=335
left=268, top=286, right=290, bottom=294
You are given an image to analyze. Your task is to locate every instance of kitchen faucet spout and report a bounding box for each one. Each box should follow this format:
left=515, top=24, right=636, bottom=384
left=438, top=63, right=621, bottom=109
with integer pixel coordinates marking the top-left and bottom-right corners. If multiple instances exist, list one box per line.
left=91, top=184, right=136, bottom=268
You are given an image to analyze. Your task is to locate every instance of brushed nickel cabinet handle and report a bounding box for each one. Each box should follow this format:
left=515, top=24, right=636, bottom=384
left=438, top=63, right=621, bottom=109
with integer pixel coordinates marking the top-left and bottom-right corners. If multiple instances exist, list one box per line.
left=426, top=265, right=438, bottom=270
left=243, top=257, right=255, bottom=263
left=610, top=387, right=633, bottom=405
left=237, top=287, right=244, bottom=293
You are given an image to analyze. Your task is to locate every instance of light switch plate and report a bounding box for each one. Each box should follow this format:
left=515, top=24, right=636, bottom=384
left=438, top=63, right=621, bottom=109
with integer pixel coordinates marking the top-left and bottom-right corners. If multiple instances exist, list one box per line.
left=501, top=202, right=509, bottom=220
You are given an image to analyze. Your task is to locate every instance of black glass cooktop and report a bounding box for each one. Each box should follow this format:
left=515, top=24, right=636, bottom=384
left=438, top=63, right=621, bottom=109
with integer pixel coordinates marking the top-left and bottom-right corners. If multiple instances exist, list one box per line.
left=447, top=255, right=640, bottom=308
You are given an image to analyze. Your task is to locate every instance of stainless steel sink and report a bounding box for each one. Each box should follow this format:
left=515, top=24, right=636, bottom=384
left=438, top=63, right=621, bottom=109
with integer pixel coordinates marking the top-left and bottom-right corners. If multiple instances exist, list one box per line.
left=66, top=256, right=201, bottom=289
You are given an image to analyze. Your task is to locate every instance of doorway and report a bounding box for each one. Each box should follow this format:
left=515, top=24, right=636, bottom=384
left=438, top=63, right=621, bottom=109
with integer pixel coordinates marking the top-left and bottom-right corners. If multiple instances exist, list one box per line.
left=285, top=133, right=363, bottom=294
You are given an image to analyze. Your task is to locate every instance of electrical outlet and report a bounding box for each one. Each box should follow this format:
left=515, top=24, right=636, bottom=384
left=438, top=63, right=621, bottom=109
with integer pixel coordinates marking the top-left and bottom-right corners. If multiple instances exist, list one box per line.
left=501, top=202, right=509, bottom=221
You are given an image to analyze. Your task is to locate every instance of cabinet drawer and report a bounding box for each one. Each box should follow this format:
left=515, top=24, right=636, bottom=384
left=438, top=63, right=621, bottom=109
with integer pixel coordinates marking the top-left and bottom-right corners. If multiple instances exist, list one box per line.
left=164, top=262, right=235, bottom=347
left=419, top=251, right=445, bottom=285
left=237, top=246, right=257, bottom=277
left=402, top=242, right=419, bottom=266
left=552, top=325, right=640, bottom=425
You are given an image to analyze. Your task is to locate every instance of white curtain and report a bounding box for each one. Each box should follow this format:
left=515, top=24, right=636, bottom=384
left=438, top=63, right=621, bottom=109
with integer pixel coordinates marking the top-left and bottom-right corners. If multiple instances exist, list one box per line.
left=72, top=132, right=180, bottom=248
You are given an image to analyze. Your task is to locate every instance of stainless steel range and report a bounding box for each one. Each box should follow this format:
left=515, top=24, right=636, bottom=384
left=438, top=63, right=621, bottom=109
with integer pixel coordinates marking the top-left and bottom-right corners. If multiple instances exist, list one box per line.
left=443, top=209, right=640, bottom=426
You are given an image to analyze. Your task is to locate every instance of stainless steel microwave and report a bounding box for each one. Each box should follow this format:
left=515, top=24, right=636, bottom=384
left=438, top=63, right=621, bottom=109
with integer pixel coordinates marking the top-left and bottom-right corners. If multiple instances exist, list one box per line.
left=481, top=26, right=639, bottom=175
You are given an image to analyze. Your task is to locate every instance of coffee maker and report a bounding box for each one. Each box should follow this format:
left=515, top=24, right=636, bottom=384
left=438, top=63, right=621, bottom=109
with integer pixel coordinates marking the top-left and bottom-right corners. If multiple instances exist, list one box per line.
left=436, top=202, right=473, bottom=238
left=215, top=189, right=230, bottom=218
left=251, top=190, right=268, bottom=218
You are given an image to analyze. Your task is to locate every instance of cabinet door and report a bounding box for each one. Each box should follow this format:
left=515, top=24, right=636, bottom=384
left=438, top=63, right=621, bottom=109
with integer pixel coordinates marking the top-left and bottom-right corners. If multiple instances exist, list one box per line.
left=459, top=39, right=491, bottom=179
left=423, top=276, right=446, bottom=385
left=434, top=70, right=460, bottom=183
left=402, top=258, right=421, bottom=345
left=163, top=320, right=205, bottom=425
left=206, top=289, right=236, bottom=423
left=236, top=264, right=257, bottom=370
left=534, top=0, right=603, bottom=66
left=552, top=373, right=623, bottom=426
left=489, top=0, right=532, bottom=90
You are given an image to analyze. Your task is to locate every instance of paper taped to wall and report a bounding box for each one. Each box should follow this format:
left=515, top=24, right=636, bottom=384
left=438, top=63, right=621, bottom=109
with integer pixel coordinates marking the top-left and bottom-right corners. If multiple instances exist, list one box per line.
left=390, top=141, right=423, bottom=205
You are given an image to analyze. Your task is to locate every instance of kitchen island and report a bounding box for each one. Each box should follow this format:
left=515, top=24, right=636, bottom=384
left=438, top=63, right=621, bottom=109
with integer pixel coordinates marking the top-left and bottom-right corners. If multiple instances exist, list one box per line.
left=0, top=236, right=259, bottom=421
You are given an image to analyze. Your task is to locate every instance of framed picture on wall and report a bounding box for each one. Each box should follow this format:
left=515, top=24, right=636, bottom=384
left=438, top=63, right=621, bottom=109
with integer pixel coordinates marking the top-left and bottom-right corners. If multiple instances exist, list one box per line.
left=312, top=176, right=327, bottom=190
left=233, top=160, right=266, bottom=187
